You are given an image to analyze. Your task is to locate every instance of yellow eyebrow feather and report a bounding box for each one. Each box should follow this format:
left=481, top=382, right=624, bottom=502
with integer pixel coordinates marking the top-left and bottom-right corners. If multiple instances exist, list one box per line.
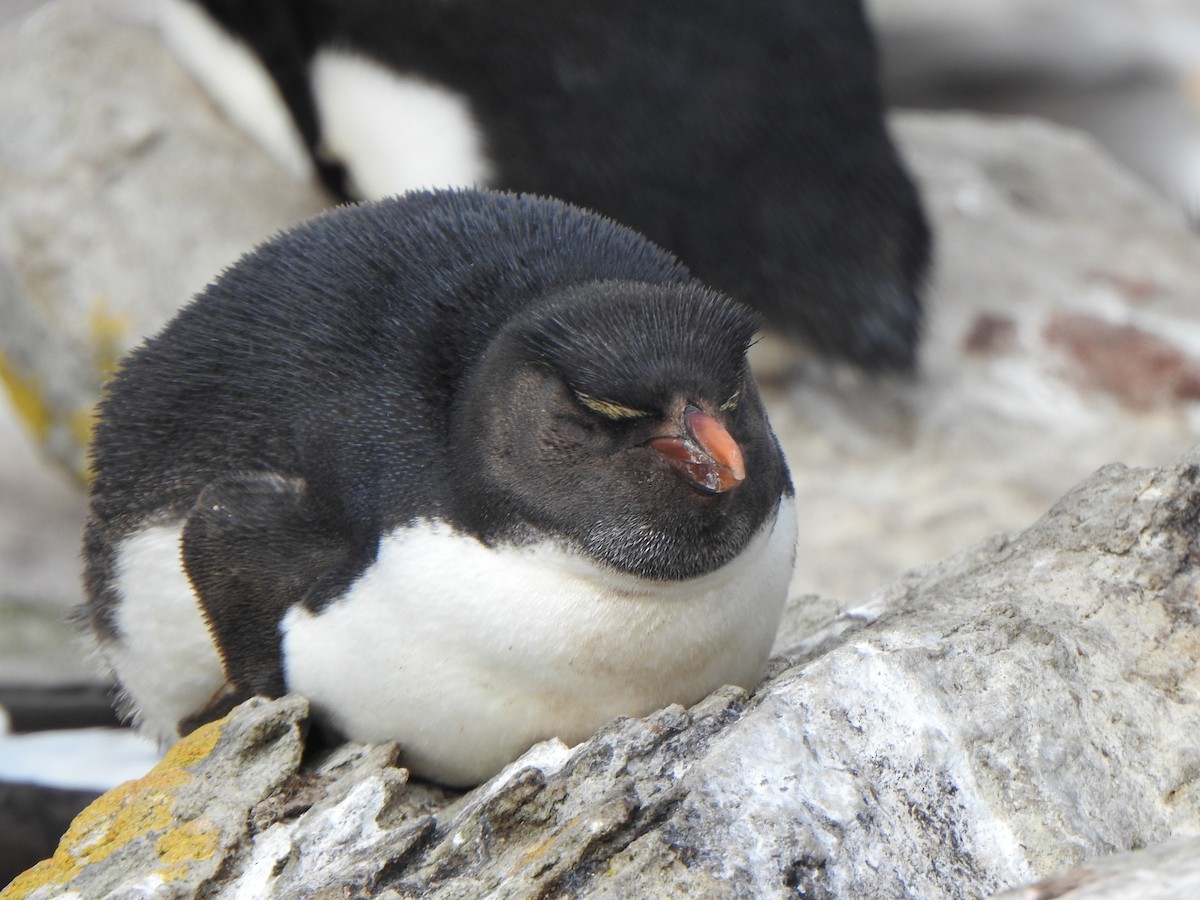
left=574, top=392, right=650, bottom=420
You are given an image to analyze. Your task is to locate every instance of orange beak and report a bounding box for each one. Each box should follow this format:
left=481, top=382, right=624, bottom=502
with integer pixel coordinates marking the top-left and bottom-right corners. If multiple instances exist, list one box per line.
left=649, top=406, right=746, bottom=494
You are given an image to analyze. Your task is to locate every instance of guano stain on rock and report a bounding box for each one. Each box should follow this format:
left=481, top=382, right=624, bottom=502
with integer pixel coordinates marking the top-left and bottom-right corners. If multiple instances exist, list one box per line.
left=1043, top=312, right=1200, bottom=410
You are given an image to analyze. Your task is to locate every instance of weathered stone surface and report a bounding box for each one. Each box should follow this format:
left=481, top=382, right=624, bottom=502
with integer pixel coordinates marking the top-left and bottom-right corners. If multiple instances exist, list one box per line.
left=995, top=836, right=1200, bottom=900
left=7, top=449, right=1198, bottom=898
left=0, top=0, right=327, bottom=476
left=0, top=368, right=85, bottom=648
left=867, top=0, right=1200, bottom=214
left=3, top=695, right=307, bottom=899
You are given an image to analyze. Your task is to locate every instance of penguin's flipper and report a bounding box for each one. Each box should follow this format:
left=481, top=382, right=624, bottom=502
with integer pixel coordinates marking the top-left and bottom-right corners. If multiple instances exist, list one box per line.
left=181, top=472, right=361, bottom=719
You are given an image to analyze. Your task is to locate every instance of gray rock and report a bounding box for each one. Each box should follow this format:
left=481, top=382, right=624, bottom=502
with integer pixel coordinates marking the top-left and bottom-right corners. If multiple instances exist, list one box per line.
left=0, top=0, right=327, bottom=476
left=6, top=695, right=307, bottom=899
left=866, top=0, right=1200, bottom=213
left=0, top=598, right=94, bottom=686
left=778, top=111, right=1200, bottom=602
left=7, top=448, right=1198, bottom=898
left=995, top=836, right=1200, bottom=900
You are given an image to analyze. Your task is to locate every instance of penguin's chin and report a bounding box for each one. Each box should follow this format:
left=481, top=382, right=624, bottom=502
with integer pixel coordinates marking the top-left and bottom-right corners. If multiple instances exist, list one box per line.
left=569, top=506, right=762, bottom=582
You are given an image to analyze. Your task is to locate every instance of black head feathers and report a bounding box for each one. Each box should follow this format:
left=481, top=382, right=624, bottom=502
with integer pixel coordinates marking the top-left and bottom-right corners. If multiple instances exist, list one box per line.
left=517, top=281, right=758, bottom=416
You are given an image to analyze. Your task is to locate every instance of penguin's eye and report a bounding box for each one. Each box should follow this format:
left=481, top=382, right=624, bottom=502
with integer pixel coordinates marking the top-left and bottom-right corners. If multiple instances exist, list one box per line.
left=573, top=391, right=650, bottom=421
left=720, top=388, right=741, bottom=412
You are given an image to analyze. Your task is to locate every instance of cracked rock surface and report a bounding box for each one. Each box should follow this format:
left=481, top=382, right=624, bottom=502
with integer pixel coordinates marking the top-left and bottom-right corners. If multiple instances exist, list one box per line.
left=7, top=448, right=1199, bottom=898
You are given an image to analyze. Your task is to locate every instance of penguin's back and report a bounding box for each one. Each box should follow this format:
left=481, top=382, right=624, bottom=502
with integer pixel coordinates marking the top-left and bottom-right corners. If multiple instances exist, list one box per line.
left=88, top=190, right=691, bottom=532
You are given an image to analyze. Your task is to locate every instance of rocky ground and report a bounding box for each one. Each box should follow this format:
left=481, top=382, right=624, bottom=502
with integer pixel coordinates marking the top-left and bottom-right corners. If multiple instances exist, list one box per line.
left=867, top=0, right=1200, bottom=216
left=8, top=448, right=1200, bottom=898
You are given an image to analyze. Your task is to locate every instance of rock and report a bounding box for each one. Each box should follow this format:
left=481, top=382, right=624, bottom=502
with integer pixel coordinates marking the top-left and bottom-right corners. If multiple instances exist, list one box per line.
left=866, top=0, right=1200, bottom=214
left=995, top=836, right=1200, bottom=900
left=777, top=111, right=1200, bottom=601
left=7, top=448, right=1198, bottom=898
left=0, top=376, right=85, bottom=630
left=4, top=695, right=308, bottom=899
left=0, top=783, right=102, bottom=889
left=0, top=597, right=96, bottom=686
left=0, top=0, right=327, bottom=477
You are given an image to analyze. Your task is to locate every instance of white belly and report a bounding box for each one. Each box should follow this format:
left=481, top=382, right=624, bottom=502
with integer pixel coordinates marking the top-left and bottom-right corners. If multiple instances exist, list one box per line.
left=282, top=496, right=797, bottom=786
left=108, top=522, right=226, bottom=744
left=105, top=497, right=797, bottom=784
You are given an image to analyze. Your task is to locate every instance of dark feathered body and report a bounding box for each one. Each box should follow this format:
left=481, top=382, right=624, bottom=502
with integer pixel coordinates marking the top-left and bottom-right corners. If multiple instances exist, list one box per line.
left=84, top=190, right=796, bottom=785
left=164, top=0, right=931, bottom=369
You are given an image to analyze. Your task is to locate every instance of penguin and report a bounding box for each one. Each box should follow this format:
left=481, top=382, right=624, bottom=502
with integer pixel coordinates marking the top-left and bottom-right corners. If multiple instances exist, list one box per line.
left=158, top=0, right=931, bottom=371
left=83, top=189, right=796, bottom=787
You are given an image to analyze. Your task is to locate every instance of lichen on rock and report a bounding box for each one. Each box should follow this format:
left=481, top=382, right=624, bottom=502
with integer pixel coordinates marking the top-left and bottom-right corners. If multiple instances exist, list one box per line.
left=7, top=449, right=1200, bottom=898
left=1, top=696, right=307, bottom=900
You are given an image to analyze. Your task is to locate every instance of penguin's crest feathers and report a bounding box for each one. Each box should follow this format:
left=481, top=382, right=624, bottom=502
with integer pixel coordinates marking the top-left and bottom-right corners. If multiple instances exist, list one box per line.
left=519, top=280, right=759, bottom=413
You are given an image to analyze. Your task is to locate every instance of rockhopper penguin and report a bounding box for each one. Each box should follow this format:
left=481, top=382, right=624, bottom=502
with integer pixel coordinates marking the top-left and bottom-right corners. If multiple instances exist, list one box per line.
left=159, top=0, right=931, bottom=371
left=83, top=189, right=796, bottom=787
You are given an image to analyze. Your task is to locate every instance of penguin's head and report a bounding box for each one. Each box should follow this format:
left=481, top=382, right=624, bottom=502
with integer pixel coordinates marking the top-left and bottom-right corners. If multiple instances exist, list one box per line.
left=452, top=280, right=790, bottom=580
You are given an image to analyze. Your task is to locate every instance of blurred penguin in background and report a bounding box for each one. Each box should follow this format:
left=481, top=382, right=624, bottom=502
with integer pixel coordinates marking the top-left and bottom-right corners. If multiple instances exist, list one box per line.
left=160, top=0, right=932, bottom=372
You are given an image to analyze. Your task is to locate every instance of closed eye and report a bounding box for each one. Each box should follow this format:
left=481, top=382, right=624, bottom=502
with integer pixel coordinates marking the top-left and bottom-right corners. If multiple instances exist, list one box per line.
left=574, top=391, right=651, bottom=421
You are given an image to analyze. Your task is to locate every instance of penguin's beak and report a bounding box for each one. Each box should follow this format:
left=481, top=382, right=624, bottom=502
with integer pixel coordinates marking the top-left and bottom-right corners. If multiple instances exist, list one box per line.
left=649, top=406, right=746, bottom=493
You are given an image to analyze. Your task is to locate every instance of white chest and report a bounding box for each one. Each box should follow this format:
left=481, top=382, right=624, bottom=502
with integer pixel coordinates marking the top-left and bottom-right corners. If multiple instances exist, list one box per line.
left=282, top=496, right=797, bottom=786
left=107, top=497, right=796, bottom=785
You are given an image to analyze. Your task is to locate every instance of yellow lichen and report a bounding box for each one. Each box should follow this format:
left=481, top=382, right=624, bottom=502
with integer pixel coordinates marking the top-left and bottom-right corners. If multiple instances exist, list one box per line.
left=0, top=352, right=53, bottom=444
left=0, top=766, right=188, bottom=898
left=88, top=296, right=132, bottom=384
left=0, top=718, right=227, bottom=898
left=156, top=816, right=222, bottom=882
left=157, top=716, right=224, bottom=770
left=0, top=296, right=132, bottom=485
left=77, top=296, right=134, bottom=482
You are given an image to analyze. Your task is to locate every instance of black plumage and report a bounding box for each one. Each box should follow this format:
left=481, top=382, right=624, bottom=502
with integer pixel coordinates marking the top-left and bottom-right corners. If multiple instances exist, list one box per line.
left=83, top=190, right=795, bottom=781
left=173, top=0, right=931, bottom=370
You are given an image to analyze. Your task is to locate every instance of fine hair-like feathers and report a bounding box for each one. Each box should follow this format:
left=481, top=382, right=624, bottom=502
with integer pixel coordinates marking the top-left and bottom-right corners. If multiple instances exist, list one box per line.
left=83, top=191, right=794, bottom=768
